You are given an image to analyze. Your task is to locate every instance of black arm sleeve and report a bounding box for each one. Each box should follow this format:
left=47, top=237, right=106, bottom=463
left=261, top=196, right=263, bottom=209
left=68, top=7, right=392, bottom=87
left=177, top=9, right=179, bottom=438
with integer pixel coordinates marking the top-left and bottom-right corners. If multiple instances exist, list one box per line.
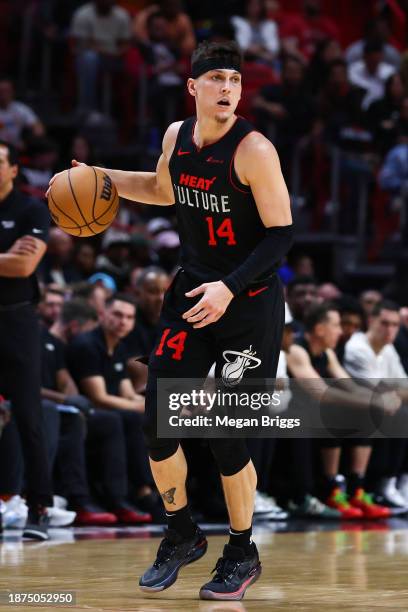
left=222, top=224, right=294, bottom=296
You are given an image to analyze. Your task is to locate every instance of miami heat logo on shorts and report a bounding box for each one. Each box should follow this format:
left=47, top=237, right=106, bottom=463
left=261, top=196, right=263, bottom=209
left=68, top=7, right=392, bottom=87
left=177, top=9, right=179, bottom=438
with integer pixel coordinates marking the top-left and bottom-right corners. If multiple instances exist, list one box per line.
left=221, top=346, right=261, bottom=387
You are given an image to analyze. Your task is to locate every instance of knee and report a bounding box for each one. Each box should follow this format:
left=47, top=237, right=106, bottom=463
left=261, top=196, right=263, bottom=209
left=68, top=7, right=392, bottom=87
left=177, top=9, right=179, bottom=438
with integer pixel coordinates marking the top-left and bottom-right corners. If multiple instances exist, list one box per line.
left=141, top=415, right=179, bottom=462
left=209, top=438, right=251, bottom=476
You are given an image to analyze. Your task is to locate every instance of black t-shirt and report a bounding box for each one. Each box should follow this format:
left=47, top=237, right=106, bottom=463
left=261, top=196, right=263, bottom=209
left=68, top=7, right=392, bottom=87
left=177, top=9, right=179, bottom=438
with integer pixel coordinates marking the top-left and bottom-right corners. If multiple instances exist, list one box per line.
left=66, top=326, right=128, bottom=395
left=0, top=189, right=50, bottom=305
left=41, top=325, right=66, bottom=390
left=297, top=337, right=331, bottom=378
left=123, top=308, right=158, bottom=358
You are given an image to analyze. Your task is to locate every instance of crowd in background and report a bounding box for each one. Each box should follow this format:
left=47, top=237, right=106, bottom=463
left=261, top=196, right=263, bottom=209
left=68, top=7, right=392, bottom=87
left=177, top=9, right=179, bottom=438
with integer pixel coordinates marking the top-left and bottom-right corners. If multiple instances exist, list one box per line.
left=1, top=0, right=408, bottom=528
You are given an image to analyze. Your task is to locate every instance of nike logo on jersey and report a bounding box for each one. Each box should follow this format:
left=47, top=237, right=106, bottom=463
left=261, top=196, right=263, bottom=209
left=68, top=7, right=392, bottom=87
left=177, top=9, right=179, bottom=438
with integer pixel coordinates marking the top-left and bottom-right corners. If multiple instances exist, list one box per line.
left=206, top=156, right=224, bottom=164
left=248, top=286, right=268, bottom=297
left=32, top=228, right=43, bottom=234
left=177, top=148, right=190, bottom=156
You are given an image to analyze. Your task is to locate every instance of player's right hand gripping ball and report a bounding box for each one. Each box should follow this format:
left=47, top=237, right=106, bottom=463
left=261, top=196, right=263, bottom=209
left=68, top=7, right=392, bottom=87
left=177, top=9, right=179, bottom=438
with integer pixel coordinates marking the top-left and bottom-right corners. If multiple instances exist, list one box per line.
left=47, top=165, right=119, bottom=237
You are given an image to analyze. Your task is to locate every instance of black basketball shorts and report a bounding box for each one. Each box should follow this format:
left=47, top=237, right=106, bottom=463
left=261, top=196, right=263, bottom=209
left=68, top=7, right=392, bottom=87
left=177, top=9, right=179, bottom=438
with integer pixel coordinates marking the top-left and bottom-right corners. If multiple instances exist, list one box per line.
left=143, top=268, right=285, bottom=447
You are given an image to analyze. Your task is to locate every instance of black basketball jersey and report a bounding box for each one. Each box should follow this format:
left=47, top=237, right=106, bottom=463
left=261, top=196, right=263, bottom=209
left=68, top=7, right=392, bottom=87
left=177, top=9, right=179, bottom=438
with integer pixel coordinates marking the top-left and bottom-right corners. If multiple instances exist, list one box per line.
left=169, top=116, right=276, bottom=285
left=298, top=337, right=331, bottom=378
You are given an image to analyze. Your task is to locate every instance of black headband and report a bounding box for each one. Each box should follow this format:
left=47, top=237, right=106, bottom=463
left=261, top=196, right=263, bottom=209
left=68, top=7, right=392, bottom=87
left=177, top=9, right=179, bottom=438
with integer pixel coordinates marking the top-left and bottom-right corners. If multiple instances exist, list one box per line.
left=191, top=57, right=241, bottom=79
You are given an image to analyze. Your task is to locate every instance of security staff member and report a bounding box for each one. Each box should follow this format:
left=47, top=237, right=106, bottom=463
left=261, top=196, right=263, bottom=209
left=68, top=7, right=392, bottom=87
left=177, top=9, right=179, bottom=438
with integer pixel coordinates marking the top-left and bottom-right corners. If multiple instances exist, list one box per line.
left=0, top=139, right=53, bottom=540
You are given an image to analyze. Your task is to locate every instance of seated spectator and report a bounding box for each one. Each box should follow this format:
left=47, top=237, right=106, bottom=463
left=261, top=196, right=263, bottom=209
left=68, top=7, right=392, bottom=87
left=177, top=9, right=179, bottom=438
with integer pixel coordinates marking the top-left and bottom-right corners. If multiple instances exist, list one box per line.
left=66, top=293, right=162, bottom=518
left=395, top=306, right=408, bottom=374
left=40, top=227, right=77, bottom=287
left=286, top=275, right=319, bottom=338
left=0, top=77, right=45, bottom=149
left=48, top=297, right=155, bottom=523
left=359, top=289, right=382, bottom=320
left=38, top=287, right=65, bottom=328
left=253, top=55, right=316, bottom=177
left=344, top=300, right=408, bottom=511
left=306, top=38, right=343, bottom=95
left=71, top=280, right=110, bottom=319
left=133, top=0, right=196, bottom=57
left=318, top=59, right=366, bottom=147
left=124, top=266, right=169, bottom=390
left=365, top=73, right=406, bottom=153
left=288, top=303, right=396, bottom=519
left=70, top=0, right=132, bottom=117
left=348, top=39, right=396, bottom=110
left=142, top=11, right=185, bottom=135
left=71, top=242, right=97, bottom=281
left=345, top=17, right=401, bottom=70
left=317, top=283, right=341, bottom=302
left=379, top=127, right=408, bottom=195
left=96, top=233, right=132, bottom=289
left=334, top=295, right=365, bottom=364
left=231, top=0, right=279, bottom=64
left=20, top=137, right=59, bottom=201
left=50, top=297, right=98, bottom=343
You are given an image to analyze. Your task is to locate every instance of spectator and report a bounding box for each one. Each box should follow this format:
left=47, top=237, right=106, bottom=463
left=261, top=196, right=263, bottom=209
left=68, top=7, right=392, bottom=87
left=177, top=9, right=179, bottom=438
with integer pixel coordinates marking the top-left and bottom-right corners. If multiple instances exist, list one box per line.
left=365, top=73, right=406, bottom=152
left=395, top=307, right=408, bottom=375
left=379, top=127, right=408, bottom=193
left=345, top=17, right=401, bottom=69
left=66, top=293, right=162, bottom=518
left=20, top=137, right=59, bottom=201
left=38, top=287, right=65, bottom=328
left=344, top=300, right=408, bottom=510
left=70, top=0, right=132, bottom=117
left=124, top=265, right=169, bottom=359
left=40, top=323, right=119, bottom=525
left=253, top=55, right=316, bottom=177
left=133, top=0, right=196, bottom=57
left=49, top=297, right=154, bottom=523
left=287, top=253, right=315, bottom=278
left=359, top=289, right=382, bottom=320
left=317, top=283, right=341, bottom=302
left=348, top=39, right=396, bottom=110
left=231, top=0, right=279, bottom=64
left=318, top=59, right=366, bottom=147
left=71, top=280, right=110, bottom=319
left=50, top=297, right=98, bottom=343
left=288, top=303, right=396, bottom=519
left=334, top=296, right=365, bottom=364
left=286, top=275, right=319, bottom=337
left=306, top=37, right=343, bottom=95
left=124, top=265, right=169, bottom=391
left=143, top=11, right=185, bottom=135
left=71, top=242, right=97, bottom=281
left=0, top=78, right=45, bottom=149
left=96, top=233, right=132, bottom=289
left=40, top=227, right=76, bottom=287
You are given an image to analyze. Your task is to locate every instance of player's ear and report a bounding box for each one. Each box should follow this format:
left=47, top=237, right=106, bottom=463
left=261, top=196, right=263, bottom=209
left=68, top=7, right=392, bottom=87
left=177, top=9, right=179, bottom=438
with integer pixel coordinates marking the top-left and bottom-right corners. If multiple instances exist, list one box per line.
left=187, top=78, right=196, bottom=97
left=11, top=164, right=18, bottom=180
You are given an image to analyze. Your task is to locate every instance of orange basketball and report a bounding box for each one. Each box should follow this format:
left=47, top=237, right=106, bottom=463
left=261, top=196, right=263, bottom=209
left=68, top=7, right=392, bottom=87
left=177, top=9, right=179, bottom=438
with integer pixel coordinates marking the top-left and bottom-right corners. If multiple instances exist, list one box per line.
left=47, top=165, right=119, bottom=237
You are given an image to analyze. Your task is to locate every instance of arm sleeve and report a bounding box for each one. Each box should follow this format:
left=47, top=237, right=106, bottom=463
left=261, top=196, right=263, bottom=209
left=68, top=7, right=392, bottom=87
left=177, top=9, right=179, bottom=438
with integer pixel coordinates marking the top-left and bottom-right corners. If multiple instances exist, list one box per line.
left=222, top=224, right=294, bottom=296
left=20, top=199, right=50, bottom=244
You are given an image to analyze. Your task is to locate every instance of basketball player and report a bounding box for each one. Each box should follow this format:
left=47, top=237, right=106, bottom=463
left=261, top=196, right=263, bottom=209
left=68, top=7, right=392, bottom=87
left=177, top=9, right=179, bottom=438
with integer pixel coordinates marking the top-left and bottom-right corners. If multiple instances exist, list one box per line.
left=49, top=40, right=293, bottom=600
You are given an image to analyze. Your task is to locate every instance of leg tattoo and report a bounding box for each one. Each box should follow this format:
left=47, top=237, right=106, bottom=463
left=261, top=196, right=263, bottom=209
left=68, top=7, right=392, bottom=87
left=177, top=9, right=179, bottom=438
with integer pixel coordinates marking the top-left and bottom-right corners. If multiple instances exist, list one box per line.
left=161, top=487, right=176, bottom=505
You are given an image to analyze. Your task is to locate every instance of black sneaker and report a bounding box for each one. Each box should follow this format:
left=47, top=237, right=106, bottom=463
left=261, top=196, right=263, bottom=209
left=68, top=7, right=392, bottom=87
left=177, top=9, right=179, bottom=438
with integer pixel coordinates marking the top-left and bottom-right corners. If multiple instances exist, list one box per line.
left=199, top=542, right=261, bottom=601
left=139, top=527, right=207, bottom=592
left=23, top=507, right=49, bottom=541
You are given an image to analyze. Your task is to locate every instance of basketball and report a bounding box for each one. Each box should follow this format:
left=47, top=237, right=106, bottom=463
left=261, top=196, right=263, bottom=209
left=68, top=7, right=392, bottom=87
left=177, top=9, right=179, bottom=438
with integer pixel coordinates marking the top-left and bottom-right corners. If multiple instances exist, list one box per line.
left=47, top=165, right=119, bottom=237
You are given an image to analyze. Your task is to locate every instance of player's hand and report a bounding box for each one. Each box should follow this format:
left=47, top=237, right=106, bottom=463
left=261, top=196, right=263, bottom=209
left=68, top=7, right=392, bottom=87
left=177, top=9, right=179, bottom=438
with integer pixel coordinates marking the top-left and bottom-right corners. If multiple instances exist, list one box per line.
left=46, top=159, right=87, bottom=197
left=183, top=281, right=233, bottom=329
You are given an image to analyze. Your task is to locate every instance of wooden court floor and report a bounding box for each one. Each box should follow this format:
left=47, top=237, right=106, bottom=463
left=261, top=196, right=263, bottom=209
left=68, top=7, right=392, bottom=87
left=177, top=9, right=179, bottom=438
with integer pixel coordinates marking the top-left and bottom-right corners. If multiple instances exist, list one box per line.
left=1, top=529, right=408, bottom=611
